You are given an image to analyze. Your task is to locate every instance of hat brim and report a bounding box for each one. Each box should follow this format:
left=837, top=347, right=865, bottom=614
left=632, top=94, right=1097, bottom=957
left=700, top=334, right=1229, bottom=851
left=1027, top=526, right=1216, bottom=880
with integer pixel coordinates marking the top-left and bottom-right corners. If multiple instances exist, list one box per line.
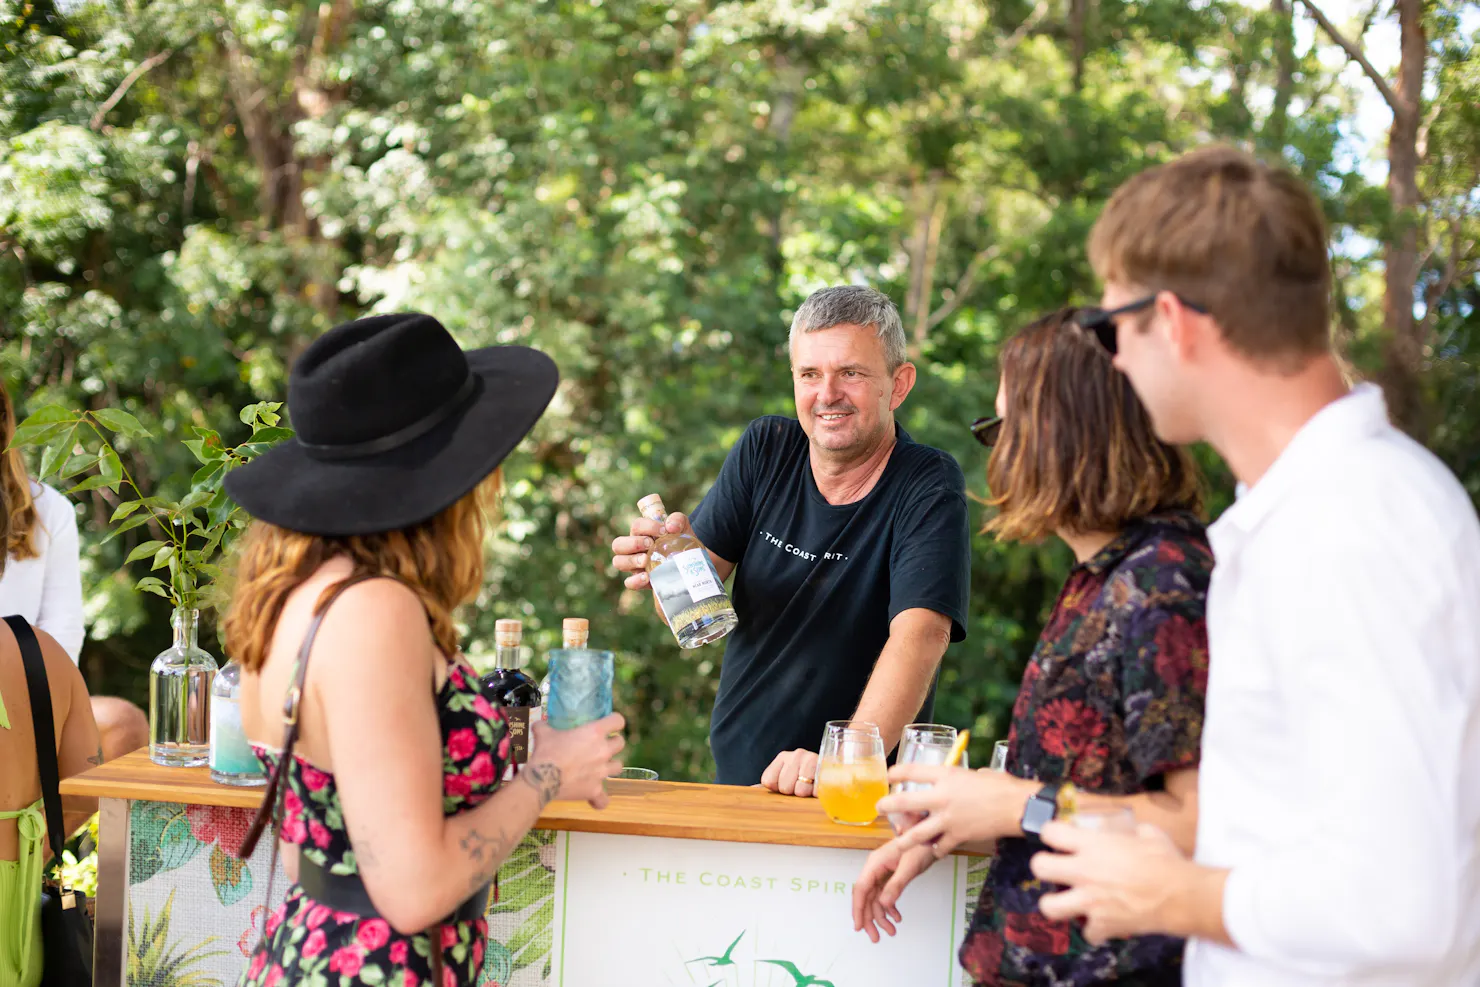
left=224, top=345, right=558, bottom=536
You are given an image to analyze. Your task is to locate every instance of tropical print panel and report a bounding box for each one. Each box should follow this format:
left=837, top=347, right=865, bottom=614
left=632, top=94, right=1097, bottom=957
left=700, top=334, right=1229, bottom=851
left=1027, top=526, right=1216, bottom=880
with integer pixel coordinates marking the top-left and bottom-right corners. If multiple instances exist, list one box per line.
left=125, top=801, right=555, bottom=987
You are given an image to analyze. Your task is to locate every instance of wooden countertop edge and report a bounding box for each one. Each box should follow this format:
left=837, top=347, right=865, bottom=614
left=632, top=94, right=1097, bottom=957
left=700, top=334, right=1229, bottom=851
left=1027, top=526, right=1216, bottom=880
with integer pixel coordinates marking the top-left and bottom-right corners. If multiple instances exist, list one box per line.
left=61, top=750, right=988, bottom=856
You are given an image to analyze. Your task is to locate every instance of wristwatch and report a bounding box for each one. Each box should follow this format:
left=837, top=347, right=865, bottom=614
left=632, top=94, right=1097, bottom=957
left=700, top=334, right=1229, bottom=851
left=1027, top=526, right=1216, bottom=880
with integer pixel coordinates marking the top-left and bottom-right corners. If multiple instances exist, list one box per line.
left=1020, top=781, right=1062, bottom=838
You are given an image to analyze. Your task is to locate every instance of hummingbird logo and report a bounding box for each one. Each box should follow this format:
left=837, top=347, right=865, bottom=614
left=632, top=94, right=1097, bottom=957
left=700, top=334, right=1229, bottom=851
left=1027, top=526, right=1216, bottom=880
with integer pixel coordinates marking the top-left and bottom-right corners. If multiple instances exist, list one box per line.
left=757, top=959, right=836, bottom=987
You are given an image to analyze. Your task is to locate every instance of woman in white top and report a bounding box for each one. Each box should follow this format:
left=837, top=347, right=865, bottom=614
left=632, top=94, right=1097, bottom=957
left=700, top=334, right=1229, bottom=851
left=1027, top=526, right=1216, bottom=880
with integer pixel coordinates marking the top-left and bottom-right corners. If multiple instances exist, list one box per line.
left=0, top=478, right=84, bottom=660
left=0, top=383, right=147, bottom=763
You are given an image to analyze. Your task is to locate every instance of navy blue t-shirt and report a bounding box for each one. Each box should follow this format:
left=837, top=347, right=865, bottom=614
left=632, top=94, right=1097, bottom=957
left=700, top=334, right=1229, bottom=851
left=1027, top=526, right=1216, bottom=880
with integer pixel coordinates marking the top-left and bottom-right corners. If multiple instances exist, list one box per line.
left=691, top=416, right=971, bottom=785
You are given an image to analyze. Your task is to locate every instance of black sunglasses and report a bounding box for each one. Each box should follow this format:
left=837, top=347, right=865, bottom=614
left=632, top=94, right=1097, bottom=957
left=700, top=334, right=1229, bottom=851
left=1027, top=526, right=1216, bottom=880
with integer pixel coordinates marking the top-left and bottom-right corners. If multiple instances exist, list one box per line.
left=1073, top=294, right=1209, bottom=355
left=970, top=415, right=1003, bottom=448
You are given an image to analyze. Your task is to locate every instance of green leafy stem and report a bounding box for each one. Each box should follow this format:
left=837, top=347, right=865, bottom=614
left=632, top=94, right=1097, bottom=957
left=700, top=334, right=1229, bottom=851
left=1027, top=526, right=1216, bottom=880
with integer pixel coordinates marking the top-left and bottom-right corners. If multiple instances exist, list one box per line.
left=8, top=401, right=291, bottom=611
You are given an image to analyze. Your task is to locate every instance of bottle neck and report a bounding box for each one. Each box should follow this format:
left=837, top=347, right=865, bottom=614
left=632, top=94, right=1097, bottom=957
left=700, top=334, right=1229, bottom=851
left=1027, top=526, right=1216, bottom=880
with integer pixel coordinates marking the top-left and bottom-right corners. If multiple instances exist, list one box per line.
left=494, top=644, right=522, bottom=670
left=172, top=608, right=199, bottom=651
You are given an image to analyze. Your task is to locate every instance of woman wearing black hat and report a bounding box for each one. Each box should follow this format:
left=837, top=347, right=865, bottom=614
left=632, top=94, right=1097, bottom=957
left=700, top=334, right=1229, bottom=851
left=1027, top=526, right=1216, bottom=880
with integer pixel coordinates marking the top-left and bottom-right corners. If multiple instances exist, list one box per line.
left=223, top=314, right=625, bottom=987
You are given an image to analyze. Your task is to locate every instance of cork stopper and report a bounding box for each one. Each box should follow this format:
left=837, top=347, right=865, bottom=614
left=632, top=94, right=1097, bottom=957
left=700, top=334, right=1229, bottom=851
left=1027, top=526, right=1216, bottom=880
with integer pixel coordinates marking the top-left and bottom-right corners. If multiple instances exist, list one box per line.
left=637, top=493, right=667, bottom=522
left=494, top=619, right=523, bottom=648
left=562, top=617, right=590, bottom=649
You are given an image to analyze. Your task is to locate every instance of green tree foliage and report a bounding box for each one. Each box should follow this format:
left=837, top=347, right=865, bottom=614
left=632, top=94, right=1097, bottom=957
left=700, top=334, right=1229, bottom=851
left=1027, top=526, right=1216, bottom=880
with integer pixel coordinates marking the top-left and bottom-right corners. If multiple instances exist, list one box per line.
left=2, top=0, right=1475, bottom=775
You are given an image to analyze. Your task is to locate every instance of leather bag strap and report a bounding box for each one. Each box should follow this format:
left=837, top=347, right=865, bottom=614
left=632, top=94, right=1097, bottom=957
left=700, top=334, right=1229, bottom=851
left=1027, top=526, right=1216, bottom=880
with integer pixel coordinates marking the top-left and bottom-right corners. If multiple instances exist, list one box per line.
left=7, top=615, right=66, bottom=862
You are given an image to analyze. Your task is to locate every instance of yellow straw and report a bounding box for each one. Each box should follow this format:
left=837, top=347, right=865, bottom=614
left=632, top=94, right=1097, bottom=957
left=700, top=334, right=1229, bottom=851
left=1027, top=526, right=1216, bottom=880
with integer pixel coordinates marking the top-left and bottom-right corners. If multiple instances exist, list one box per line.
left=945, top=729, right=970, bottom=768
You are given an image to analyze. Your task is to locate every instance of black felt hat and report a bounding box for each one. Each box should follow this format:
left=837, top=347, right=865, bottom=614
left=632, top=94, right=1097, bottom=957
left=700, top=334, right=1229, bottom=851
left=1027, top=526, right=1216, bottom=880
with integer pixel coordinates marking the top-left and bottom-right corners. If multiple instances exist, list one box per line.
left=224, top=313, right=558, bottom=536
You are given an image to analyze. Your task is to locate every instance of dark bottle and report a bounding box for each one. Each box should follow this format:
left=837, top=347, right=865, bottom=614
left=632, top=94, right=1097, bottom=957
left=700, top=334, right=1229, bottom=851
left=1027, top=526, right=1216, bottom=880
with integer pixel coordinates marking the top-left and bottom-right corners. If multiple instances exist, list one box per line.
left=482, top=619, right=541, bottom=777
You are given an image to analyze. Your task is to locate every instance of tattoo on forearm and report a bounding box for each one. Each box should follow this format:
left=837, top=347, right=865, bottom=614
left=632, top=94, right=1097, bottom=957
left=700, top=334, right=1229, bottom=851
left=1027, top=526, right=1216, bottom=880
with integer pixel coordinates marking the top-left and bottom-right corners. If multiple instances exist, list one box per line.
left=460, top=826, right=513, bottom=894
left=520, top=762, right=561, bottom=808
left=86, top=746, right=103, bottom=767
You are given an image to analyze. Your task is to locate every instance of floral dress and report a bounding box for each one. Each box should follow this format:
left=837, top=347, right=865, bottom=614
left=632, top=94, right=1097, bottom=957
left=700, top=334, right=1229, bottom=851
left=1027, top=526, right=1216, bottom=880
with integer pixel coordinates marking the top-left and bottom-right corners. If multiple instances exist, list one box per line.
left=239, top=663, right=511, bottom=987
left=960, top=512, right=1214, bottom=986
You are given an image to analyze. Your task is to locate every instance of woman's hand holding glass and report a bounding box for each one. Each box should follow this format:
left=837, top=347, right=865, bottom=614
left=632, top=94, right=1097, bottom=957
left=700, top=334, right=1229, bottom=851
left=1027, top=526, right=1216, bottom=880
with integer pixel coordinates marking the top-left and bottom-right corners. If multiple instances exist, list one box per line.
left=875, top=763, right=1040, bottom=857
left=886, top=723, right=962, bottom=834
left=527, top=713, right=626, bottom=810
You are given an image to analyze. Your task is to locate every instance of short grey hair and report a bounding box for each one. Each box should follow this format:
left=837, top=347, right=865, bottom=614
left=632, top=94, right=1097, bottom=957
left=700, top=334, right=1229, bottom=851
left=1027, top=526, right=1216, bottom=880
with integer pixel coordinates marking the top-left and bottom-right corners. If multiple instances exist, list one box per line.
left=789, top=285, right=908, bottom=371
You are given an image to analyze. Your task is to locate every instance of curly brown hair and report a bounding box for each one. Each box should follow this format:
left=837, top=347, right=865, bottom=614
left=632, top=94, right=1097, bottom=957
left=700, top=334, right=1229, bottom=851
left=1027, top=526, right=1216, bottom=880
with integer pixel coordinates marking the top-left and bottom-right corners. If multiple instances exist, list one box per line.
left=984, top=308, right=1204, bottom=543
left=223, top=470, right=503, bottom=672
left=1, top=380, right=39, bottom=562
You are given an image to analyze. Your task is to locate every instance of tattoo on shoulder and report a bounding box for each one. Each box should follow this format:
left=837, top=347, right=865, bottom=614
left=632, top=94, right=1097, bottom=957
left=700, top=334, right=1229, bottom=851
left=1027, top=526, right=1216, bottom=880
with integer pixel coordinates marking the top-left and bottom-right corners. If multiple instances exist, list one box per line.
left=521, top=762, right=561, bottom=808
left=86, top=746, right=103, bottom=767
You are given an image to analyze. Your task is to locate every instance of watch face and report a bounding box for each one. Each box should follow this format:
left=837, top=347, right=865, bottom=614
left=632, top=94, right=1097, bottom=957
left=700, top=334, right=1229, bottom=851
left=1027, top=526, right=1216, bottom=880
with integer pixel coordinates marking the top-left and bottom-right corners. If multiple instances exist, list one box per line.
left=1022, top=796, right=1056, bottom=835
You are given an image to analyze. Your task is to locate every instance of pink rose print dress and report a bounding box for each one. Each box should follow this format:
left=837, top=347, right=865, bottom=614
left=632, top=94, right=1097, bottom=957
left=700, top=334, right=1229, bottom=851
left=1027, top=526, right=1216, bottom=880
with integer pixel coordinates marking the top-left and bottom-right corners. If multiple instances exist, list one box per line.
left=238, top=663, right=511, bottom=987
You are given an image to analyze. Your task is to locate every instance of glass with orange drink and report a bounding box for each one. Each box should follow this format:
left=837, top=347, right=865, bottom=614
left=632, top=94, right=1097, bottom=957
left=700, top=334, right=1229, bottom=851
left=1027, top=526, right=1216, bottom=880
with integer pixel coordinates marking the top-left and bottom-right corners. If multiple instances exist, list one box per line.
left=815, top=720, right=888, bottom=826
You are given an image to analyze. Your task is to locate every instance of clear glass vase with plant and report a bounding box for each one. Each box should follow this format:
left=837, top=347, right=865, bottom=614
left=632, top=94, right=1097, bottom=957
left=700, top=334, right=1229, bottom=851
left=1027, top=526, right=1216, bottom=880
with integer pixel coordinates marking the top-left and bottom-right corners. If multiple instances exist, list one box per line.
left=9, top=401, right=291, bottom=766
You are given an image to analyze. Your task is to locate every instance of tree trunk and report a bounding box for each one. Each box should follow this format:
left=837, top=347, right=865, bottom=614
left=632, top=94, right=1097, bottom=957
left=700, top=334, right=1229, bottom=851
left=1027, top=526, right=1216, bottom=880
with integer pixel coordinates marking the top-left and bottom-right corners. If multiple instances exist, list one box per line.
left=904, top=170, right=945, bottom=360
left=1268, top=0, right=1295, bottom=150
left=222, top=1, right=356, bottom=323
left=1378, top=0, right=1426, bottom=435
left=1068, top=0, right=1089, bottom=92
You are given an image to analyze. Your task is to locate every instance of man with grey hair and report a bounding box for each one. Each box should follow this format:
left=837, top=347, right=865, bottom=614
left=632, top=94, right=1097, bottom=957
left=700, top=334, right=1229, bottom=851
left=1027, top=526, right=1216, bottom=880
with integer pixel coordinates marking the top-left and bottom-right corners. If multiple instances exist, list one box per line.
left=612, top=284, right=971, bottom=787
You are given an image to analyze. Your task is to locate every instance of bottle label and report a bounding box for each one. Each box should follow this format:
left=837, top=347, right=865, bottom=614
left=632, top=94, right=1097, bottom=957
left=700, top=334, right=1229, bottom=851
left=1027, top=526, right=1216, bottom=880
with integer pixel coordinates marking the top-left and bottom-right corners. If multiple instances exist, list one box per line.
left=501, top=707, right=543, bottom=781
left=506, top=707, right=532, bottom=765
left=667, top=595, right=735, bottom=633
left=672, top=548, right=723, bottom=601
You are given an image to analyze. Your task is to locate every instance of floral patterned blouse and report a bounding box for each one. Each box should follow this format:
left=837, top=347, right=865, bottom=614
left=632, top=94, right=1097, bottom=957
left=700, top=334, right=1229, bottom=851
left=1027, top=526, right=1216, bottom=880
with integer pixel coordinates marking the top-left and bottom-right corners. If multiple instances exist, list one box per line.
left=240, top=662, right=511, bottom=987
left=960, top=511, right=1213, bottom=986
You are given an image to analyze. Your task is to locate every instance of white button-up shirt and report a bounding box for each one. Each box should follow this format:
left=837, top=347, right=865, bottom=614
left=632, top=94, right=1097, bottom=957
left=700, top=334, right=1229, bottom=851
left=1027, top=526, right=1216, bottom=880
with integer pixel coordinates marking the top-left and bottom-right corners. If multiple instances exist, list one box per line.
left=1185, top=384, right=1480, bottom=987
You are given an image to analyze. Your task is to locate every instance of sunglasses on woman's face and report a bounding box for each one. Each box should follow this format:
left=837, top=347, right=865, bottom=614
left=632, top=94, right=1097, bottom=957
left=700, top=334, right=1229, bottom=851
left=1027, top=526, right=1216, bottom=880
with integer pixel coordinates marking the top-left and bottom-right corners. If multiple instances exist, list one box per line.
left=970, top=415, right=1003, bottom=448
left=1073, top=294, right=1209, bottom=356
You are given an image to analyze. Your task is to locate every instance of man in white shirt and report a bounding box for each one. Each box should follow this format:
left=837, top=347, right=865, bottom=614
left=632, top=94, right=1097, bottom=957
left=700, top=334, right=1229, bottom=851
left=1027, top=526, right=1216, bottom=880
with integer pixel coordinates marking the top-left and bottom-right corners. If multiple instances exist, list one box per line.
left=1028, top=146, right=1480, bottom=986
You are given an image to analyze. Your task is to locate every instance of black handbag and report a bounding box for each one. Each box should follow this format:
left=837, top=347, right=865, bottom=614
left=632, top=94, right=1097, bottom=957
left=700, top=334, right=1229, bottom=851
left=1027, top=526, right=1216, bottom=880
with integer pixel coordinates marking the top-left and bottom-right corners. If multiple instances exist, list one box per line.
left=7, top=614, right=95, bottom=987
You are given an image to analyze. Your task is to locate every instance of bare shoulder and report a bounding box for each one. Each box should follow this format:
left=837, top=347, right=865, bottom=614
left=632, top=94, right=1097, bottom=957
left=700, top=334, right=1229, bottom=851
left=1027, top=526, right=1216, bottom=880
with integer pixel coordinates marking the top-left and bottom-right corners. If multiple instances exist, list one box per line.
left=2, top=621, right=85, bottom=692
left=307, top=576, right=436, bottom=678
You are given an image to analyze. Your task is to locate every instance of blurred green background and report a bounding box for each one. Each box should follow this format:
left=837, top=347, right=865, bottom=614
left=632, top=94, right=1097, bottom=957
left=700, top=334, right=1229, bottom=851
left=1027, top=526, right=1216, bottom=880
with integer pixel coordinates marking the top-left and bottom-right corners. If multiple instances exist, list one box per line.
left=3, top=0, right=1476, bottom=775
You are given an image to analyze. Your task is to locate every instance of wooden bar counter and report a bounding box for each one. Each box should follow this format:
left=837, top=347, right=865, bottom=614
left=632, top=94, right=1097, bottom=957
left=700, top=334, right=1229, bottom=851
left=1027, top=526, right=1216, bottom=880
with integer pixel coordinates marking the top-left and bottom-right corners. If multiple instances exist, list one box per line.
left=66, top=751, right=988, bottom=987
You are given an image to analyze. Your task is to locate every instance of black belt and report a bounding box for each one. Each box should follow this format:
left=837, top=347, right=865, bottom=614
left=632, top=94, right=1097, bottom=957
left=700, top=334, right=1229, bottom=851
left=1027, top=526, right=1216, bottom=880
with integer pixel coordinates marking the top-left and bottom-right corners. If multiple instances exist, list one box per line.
left=297, top=857, right=493, bottom=925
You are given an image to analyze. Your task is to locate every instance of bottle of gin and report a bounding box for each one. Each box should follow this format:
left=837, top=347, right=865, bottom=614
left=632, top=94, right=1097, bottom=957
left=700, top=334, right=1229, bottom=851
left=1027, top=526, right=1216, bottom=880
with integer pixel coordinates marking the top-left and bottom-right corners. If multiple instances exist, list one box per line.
left=483, top=619, right=541, bottom=777
left=148, top=607, right=219, bottom=767
left=210, top=659, right=266, bottom=786
left=637, top=494, right=739, bottom=648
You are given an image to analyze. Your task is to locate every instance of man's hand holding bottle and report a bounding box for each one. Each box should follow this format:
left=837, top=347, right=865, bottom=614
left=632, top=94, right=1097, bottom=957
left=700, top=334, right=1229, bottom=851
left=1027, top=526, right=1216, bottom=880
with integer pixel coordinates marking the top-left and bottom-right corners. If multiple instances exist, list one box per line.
left=611, top=512, right=696, bottom=592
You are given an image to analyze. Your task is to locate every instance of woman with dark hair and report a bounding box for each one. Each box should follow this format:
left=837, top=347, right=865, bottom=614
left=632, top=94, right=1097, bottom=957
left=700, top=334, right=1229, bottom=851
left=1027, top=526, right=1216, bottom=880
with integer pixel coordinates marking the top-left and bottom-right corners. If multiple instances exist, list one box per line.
left=225, top=314, right=625, bottom=987
left=852, top=308, right=1213, bottom=985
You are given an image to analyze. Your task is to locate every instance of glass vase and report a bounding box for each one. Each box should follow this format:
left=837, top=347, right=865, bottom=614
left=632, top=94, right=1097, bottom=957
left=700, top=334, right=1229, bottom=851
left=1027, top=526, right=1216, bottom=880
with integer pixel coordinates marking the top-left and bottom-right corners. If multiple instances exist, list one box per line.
left=149, top=607, right=218, bottom=767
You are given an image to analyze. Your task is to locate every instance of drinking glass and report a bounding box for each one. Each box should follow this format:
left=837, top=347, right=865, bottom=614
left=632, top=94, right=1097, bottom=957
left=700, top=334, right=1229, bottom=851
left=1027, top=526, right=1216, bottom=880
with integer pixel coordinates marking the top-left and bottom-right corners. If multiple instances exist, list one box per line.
left=815, top=720, right=888, bottom=826
left=989, top=740, right=1010, bottom=772
left=545, top=649, right=614, bottom=730
left=887, top=723, right=959, bottom=834
left=609, top=766, right=658, bottom=780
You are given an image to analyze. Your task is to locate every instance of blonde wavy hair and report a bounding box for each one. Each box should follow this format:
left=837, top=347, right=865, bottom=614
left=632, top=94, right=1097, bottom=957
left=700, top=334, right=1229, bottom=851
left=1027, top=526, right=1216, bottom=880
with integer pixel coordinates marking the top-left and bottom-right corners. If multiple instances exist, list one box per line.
left=223, top=470, right=503, bottom=673
left=1, top=381, right=40, bottom=560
